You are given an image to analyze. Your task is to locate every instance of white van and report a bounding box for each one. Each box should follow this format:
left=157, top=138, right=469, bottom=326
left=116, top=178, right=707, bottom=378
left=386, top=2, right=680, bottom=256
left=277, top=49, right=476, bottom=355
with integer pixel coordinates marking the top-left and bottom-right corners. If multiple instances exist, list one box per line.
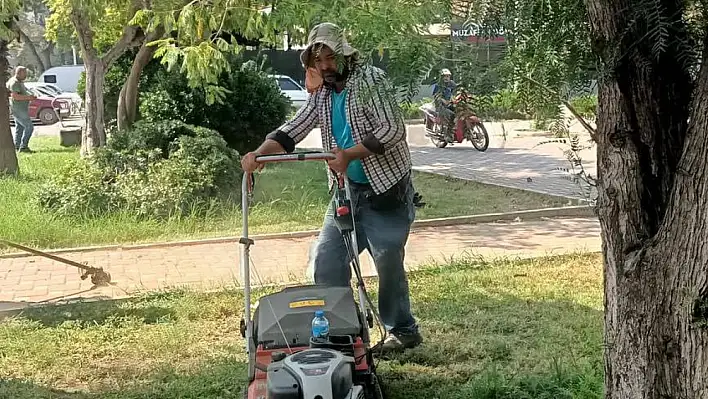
left=38, top=65, right=85, bottom=93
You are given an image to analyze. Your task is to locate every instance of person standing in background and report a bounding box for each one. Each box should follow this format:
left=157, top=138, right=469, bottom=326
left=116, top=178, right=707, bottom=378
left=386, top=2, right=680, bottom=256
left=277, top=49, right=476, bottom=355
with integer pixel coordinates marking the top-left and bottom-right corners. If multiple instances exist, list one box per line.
left=7, top=66, right=37, bottom=153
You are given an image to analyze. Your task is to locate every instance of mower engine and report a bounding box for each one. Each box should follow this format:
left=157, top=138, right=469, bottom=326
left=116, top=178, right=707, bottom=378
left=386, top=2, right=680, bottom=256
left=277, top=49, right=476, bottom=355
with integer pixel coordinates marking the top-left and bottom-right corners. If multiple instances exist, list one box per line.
left=266, top=348, right=364, bottom=399
left=244, top=285, right=375, bottom=399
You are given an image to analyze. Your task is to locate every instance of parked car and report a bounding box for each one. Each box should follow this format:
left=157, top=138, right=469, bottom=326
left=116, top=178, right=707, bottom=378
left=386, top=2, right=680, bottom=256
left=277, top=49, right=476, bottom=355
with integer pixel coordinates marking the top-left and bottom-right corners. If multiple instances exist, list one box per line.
left=25, top=82, right=83, bottom=116
left=269, top=74, right=308, bottom=108
left=9, top=87, right=71, bottom=125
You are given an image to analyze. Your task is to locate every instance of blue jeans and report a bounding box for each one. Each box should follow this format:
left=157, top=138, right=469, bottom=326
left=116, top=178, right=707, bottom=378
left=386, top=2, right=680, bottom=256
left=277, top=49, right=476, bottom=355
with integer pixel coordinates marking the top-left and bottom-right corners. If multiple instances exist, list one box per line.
left=13, top=114, right=34, bottom=149
left=310, top=175, right=419, bottom=336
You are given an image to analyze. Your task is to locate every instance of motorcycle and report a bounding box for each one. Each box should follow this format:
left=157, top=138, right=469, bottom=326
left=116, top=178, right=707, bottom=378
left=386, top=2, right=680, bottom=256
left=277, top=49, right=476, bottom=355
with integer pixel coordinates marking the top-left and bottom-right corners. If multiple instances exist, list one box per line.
left=418, top=90, right=490, bottom=151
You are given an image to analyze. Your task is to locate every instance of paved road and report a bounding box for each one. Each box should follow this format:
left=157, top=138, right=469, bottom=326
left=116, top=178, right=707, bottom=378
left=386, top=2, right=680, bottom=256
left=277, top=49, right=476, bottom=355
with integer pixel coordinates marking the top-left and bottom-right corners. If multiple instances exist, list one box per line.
left=299, top=120, right=598, bottom=200
left=0, top=217, right=600, bottom=310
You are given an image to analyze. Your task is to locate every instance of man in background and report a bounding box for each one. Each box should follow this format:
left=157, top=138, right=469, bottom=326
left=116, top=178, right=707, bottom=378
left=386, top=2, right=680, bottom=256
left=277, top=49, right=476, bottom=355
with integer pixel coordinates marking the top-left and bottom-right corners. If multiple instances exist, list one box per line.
left=432, top=68, right=456, bottom=137
left=7, top=66, right=37, bottom=153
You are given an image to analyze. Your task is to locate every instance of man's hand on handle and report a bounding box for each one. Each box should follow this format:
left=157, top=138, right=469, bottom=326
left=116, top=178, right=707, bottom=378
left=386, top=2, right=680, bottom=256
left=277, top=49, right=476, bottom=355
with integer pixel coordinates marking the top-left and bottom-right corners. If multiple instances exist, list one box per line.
left=327, top=148, right=351, bottom=175
left=241, top=151, right=265, bottom=174
left=241, top=138, right=289, bottom=174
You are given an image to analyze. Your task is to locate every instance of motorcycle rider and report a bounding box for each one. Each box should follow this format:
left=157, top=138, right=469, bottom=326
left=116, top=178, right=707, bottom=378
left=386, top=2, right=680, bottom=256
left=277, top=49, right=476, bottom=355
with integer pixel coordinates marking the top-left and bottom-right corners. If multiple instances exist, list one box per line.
left=431, top=69, right=456, bottom=138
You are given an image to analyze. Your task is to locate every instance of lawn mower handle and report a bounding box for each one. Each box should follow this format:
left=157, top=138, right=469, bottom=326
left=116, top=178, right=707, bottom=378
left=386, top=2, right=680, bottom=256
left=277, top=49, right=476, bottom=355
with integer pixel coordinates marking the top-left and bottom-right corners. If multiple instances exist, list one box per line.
left=254, top=152, right=337, bottom=163
left=239, top=151, right=345, bottom=355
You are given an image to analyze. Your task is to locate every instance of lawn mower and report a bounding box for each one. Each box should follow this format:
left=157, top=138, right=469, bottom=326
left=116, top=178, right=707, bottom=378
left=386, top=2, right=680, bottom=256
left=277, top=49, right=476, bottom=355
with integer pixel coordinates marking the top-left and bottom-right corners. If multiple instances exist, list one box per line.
left=239, top=151, right=386, bottom=399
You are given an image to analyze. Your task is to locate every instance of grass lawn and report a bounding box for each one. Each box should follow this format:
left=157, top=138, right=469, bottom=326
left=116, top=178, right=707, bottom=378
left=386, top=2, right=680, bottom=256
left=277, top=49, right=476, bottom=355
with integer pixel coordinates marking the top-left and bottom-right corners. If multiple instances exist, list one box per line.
left=0, top=253, right=603, bottom=398
left=0, top=137, right=571, bottom=252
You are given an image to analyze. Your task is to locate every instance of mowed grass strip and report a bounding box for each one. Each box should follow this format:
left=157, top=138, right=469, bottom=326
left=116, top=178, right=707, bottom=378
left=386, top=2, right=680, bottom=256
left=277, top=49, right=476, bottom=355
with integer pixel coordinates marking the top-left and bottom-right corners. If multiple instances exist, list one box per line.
left=0, top=252, right=603, bottom=398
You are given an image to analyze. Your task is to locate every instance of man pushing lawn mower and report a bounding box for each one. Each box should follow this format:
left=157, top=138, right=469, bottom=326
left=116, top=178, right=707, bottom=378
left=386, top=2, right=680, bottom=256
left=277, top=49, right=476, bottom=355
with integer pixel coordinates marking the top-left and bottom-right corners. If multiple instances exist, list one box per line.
left=241, top=22, right=423, bottom=355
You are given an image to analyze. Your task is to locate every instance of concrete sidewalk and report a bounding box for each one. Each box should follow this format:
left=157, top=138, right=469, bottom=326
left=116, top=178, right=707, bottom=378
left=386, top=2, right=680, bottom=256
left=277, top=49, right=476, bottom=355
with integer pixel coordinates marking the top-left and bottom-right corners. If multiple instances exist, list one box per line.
left=0, top=217, right=600, bottom=311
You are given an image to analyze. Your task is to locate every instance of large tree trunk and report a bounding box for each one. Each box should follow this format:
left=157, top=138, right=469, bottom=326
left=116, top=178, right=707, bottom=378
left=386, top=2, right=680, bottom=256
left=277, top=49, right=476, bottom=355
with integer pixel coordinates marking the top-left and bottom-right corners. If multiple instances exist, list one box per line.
left=81, top=58, right=106, bottom=154
left=116, top=26, right=164, bottom=131
left=0, top=39, right=18, bottom=175
left=70, top=3, right=142, bottom=156
left=586, top=0, right=708, bottom=397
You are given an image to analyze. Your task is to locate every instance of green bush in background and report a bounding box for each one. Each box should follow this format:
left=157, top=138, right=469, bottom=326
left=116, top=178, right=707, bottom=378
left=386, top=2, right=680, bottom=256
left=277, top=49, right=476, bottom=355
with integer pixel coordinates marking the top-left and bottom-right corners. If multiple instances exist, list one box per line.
left=569, top=94, right=597, bottom=120
left=139, top=61, right=291, bottom=155
left=80, top=54, right=290, bottom=156
left=37, top=120, right=241, bottom=219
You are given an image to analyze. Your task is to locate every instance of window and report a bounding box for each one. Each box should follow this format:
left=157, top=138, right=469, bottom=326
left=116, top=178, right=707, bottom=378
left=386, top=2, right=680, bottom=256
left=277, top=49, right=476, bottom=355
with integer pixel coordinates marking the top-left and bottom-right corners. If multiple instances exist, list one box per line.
left=277, top=78, right=301, bottom=91
left=40, top=84, right=61, bottom=95
left=37, top=87, right=54, bottom=97
left=43, top=75, right=57, bottom=84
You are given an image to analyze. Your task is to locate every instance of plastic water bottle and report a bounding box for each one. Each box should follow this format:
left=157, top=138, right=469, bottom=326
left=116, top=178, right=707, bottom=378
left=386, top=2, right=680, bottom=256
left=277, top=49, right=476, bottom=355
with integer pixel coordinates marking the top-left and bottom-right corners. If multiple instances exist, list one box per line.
left=311, top=310, right=329, bottom=339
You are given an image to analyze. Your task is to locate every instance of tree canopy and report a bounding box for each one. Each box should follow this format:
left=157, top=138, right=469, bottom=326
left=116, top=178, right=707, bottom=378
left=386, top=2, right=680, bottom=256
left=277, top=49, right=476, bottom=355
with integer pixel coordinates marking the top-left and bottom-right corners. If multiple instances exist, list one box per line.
left=44, top=0, right=139, bottom=52
left=131, top=0, right=451, bottom=103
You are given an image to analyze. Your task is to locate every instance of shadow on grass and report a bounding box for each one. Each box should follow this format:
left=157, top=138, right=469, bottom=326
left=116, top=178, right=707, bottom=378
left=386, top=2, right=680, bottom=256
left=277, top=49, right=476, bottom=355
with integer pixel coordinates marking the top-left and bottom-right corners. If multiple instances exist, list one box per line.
left=0, top=357, right=248, bottom=399
left=30, top=146, right=79, bottom=154
left=6, top=296, right=177, bottom=328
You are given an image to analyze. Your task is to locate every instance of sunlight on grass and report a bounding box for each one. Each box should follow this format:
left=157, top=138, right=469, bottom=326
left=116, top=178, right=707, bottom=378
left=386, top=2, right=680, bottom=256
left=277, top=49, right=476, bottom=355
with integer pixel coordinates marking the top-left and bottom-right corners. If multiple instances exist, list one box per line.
left=0, top=137, right=572, bottom=252
left=0, top=253, right=603, bottom=398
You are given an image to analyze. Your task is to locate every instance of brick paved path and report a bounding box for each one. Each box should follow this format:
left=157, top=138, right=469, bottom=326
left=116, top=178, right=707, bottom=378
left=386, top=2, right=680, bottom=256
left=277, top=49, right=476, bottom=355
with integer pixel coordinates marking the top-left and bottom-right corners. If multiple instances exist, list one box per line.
left=0, top=217, right=600, bottom=311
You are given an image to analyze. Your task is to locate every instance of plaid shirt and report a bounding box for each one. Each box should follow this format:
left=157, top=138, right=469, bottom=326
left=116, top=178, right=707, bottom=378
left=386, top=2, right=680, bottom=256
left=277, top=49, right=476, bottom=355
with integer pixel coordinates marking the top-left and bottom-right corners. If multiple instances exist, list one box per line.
left=266, top=64, right=412, bottom=195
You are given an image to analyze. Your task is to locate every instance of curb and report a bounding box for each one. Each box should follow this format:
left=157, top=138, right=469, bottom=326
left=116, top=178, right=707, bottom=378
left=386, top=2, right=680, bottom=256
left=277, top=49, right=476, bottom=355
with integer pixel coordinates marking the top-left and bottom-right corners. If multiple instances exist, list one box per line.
left=0, top=206, right=595, bottom=260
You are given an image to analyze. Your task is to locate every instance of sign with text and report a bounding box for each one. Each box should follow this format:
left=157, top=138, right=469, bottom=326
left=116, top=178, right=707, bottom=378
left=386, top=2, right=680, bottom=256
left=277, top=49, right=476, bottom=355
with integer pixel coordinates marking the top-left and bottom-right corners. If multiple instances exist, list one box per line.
left=450, top=21, right=505, bottom=43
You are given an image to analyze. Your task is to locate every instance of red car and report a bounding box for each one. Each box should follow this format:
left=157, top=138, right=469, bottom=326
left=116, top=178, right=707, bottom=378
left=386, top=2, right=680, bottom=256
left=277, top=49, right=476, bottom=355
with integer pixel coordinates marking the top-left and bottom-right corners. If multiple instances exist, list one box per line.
left=9, top=87, right=71, bottom=125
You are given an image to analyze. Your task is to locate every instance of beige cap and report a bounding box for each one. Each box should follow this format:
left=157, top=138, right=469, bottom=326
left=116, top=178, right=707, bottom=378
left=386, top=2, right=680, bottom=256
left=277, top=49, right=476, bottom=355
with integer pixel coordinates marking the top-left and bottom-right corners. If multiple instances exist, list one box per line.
left=300, top=22, right=359, bottom=68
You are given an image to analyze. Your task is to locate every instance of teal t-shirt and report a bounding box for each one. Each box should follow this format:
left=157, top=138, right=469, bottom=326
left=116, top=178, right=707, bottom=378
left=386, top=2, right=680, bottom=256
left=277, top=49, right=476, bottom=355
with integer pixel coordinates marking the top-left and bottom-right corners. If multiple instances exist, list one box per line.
left=331, top=89, right=369, bottom=184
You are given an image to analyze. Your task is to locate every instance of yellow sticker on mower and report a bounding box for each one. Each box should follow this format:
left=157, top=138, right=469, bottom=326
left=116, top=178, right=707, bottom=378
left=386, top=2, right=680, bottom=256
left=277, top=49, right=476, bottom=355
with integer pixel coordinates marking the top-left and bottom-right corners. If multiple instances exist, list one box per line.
left=289, top=299, right=325, bottom=309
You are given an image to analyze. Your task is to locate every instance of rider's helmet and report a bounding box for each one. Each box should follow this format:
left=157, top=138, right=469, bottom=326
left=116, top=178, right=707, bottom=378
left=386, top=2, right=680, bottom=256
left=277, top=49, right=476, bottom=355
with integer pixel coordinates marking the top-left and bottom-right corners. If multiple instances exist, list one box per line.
left=441, top=68, right=452, bottom=76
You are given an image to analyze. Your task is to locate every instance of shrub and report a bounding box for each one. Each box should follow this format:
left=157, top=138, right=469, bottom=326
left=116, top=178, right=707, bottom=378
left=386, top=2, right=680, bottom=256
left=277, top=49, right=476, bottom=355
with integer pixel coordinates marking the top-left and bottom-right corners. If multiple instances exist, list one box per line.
left=569, top=94, right=597, bottom=120
left=400, top=98, right=431, bottom=120
left=139, top=59, right=291, bottom=155
left=489, top=89, right=528, bottom=120
left=36, top=159, right=120, bottom=217
left=37, top=120, right=242, bottom=218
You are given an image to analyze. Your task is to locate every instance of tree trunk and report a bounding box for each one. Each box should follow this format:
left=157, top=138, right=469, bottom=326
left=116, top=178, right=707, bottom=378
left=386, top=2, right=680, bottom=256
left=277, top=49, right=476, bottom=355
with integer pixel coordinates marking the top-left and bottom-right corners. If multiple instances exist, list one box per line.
left=586, top=0, right=708, bottom=397
left=70, top=3, right=142, bottom=156
left=81, top=58, right=106, bottom=155
left=0, top=39, right=18, bottom=175
left=40, top=41, right=53, bottom=71
left=117, top=26, right=163, bottom=131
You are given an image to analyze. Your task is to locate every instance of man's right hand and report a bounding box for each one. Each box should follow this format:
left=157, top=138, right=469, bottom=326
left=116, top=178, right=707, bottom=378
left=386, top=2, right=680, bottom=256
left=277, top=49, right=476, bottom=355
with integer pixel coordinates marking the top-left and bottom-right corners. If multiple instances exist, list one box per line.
left=241, top=151, right=265, bottom=173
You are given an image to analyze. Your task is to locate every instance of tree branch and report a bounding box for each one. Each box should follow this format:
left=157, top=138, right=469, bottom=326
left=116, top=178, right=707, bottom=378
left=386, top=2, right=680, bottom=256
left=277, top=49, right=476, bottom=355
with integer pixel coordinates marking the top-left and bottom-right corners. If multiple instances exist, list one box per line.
left=100, top=0, right=145, bottom=66
left=69, top=8, right=98, bottom=62
left=16, top=25, right=47, bottom=72
left=521, top=75, right=598, bottom=141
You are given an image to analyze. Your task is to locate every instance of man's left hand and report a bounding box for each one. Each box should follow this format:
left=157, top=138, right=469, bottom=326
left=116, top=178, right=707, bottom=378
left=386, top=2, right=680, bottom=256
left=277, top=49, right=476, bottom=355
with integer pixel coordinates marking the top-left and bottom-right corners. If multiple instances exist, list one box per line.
left=327, top=148, right=351, bottom=174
